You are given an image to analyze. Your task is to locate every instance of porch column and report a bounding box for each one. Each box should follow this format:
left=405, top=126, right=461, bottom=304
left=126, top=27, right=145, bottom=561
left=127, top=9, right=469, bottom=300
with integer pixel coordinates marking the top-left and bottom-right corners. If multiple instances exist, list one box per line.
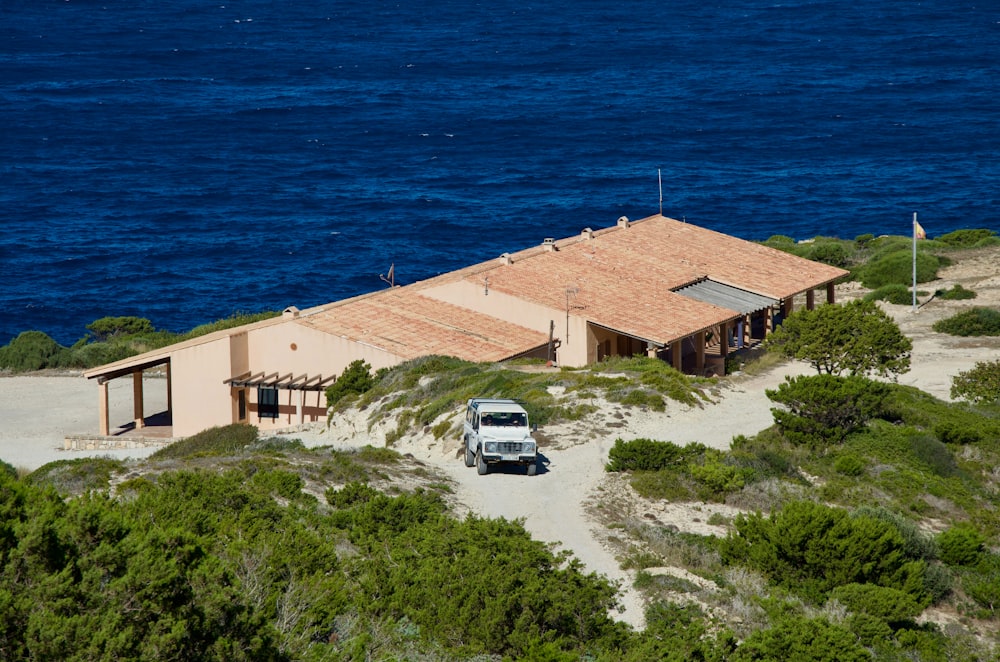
left=765, top=308, right=774, bottom=334
left=132, top=371, right=144, bottom=430
left=98, top=380, right=110, bottom=436
left=695, top=330, right=705, bottom=373
left=743, top=314, right=751, bottom=345
left=671, top=342, right=682, bottom=371
left=782, top=298, right=794, bottom=319
left=166, top=362, right=172, bottom=413
left=720, top=322, right=730, bottom=357
left=827, top=282, right=836, bottom=303
left=297, top=390, right=304, bottom=424
left=806, top=289, right=816, bottom=310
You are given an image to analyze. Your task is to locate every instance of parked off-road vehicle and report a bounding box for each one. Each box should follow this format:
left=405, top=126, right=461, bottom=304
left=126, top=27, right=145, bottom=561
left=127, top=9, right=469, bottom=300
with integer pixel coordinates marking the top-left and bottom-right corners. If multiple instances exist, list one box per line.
left=462, top=398, right=538, bottom=476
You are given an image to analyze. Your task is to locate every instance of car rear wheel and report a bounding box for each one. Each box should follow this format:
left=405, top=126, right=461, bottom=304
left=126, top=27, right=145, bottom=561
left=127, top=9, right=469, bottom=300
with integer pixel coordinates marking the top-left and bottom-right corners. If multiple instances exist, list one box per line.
left=464, top=439, right=475, bottom=467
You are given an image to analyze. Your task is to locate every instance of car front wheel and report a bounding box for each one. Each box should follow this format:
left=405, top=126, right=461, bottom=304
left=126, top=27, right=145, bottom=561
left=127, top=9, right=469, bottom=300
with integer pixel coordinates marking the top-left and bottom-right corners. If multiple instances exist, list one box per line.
left=476, top=448, right=488, bottom=475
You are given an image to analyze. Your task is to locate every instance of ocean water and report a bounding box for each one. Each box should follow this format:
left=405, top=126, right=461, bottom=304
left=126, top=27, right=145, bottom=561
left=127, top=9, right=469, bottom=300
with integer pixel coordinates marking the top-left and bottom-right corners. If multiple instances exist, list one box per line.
left=2, top=0, right=997, bottom=346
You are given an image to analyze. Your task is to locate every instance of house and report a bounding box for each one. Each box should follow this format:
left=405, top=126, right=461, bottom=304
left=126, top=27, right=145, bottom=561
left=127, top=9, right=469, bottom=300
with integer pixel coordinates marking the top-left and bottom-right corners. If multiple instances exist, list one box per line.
left=83, top=214, right=848, bottom=440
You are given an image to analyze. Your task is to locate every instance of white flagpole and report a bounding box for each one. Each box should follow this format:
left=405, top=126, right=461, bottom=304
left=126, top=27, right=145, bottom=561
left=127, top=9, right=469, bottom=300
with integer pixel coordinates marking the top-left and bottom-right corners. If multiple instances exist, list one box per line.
left=912, top=212, right=917, bottom=312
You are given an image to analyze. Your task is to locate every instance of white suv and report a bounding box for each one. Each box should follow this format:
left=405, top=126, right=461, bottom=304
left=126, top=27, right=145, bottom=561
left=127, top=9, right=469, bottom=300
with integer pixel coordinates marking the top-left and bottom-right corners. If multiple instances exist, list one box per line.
left=462, top=398, right=538, bottom=476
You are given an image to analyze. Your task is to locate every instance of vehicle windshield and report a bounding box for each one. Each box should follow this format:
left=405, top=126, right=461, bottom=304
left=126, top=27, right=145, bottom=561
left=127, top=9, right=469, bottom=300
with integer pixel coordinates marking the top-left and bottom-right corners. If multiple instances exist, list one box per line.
left=481, top=412, right=526, bottom=427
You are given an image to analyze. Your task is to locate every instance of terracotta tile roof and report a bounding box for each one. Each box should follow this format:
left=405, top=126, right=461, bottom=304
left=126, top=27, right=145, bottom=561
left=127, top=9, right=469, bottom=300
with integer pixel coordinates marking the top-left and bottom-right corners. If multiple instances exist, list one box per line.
left=296, top=289, right=549, bottom=362
left=441, top=215, right=848, bottom=344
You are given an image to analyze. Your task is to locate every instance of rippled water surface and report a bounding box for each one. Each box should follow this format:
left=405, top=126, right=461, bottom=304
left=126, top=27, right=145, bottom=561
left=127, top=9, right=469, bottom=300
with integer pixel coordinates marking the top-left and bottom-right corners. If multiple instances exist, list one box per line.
left=2, top=1, right=997, bottom=343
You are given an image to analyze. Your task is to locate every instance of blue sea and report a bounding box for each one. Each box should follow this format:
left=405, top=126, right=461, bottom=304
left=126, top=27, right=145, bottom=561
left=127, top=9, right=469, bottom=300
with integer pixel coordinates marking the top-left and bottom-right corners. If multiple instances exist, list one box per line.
left=2, top=1, right=998, bottom=346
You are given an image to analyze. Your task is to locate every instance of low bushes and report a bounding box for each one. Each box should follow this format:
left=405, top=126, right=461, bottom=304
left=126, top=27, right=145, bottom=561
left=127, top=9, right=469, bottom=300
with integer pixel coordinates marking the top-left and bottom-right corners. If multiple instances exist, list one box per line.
left=933, top=307, right=1000, bottom=337
left=720, top=500, right=931, bottom=605
left=859, top=250, right=940, bottom=289
left=935, top=284, right=976, bottom=300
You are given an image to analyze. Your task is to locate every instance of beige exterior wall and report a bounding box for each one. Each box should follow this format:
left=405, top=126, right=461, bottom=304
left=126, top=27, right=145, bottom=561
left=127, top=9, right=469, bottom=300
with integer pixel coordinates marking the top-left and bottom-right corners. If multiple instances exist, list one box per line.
left=421, top=279, right=592, bottom=366
left=170, top=335, right=240, bottom=437
left=241, top=320, right=403, bottom=432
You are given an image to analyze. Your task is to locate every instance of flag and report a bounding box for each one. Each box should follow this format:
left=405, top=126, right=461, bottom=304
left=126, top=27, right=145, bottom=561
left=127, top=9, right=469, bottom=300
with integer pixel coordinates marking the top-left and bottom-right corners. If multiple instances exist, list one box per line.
left=914, top=220, right=926, bottom=240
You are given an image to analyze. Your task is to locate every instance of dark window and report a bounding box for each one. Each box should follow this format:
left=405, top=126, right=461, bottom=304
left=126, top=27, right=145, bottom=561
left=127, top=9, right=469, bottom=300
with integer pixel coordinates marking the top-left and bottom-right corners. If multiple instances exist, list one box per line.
left=258, top=387, right=279, bottom=419
left=238, top=389, right=247, bottom=421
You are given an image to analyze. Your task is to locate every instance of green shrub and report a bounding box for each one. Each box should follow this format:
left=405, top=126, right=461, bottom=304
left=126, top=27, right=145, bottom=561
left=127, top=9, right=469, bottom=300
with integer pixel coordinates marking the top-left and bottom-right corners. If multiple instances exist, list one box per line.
left=150, top=423, right=259, bottom=459
left=932, top=307, right=1000, bottom=336
left=960, top=553, right=1000, bottom=614
left=85, top=316, right=155, bottom=341
left=859, top=249, right=940, bottom=288
left=864, top=283, right=913, bottom=305
left=606, top=438, right=700, bottom=472
left=834, top=454, right=865, bottom=476
left=326, top=359, right=377, bottom=407
left=767, top=374, right=890, bottom=445
left=936, top=228, right=999, bottom=248
left=831, top=583, right=923, bottom=624
left=732, top=616, right=871, bottom=662
left=803, top=240, right=851, bottom=268
left=0, top=331, right=69, bottom=372
left=765, top=299, right=911, bottom=378
left=950, top=359, right=1000, bottom=404
left=720, top=500, right=928, bottom=604
left=762, top=234, right=797, bottom=250
left=909, top=434, right=959, bottom=477
left=688, top=458, right=748, bottom=501
left=855, top=233, right=875, bottom=247
left=937, top=526, right=984, bottom=566
left=933, top=420, right=982, bottom=445
left=935, top=284, right=976, bottom=300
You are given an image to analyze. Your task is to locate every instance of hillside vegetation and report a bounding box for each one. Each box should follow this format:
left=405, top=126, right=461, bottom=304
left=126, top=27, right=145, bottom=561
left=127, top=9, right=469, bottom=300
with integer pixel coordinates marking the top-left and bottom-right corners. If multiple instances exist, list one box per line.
left=3, top=230, right=999, bottom=659
left=9, top=343, right=1000, bottom=660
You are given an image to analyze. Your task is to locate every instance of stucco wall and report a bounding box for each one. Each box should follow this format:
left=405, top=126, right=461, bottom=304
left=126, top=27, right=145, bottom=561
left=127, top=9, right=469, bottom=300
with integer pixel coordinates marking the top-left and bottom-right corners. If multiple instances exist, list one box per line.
left=242, top=319, right=402, bottom=432
left=170, top=336, right=239, bottom=437
left=421, top=279, right=591, bottom=366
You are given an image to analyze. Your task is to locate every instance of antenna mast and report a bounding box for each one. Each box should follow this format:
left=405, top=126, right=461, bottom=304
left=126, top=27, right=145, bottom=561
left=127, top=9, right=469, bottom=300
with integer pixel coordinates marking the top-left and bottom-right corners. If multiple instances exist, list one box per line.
left=658, top=169, right=663, bottom=215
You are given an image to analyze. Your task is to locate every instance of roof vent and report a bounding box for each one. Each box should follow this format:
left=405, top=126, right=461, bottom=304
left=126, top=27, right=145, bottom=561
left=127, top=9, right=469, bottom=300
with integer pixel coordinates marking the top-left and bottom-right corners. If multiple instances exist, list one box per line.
left=282, top=306, right=300, bottom=319
left=581, top=227, right=594, bottom=239
left=617, top=216, right=630, bottom=228
left=498, top=252, right=513, bottom=265
left=542, top=237, right=557, bottom=252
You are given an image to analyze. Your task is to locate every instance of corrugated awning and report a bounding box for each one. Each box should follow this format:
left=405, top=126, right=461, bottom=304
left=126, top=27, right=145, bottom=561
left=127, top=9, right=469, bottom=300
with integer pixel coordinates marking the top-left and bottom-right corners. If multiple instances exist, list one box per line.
left=225, top=371, right=335, bottom=392
left=674, top=279, right=778, bottom=315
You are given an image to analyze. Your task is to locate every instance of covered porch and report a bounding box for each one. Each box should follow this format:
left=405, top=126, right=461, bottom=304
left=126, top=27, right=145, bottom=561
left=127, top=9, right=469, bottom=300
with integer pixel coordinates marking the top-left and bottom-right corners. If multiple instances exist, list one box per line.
left=87, top=357, right=173, bottom=438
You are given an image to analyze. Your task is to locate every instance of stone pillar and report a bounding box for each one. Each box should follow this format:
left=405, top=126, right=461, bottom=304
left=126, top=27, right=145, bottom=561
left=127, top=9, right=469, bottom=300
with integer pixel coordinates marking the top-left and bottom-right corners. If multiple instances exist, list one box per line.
left=806, top=289, right=816, bottom=310
left=99, top=380, right=110, bottom=436
left=133, top=371, right=144, bottom=430
left=765, top=308, right=774, bottom=334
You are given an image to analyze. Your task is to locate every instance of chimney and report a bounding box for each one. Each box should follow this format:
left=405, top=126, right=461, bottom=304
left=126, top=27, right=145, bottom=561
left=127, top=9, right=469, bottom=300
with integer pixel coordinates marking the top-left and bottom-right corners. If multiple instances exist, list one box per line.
left=542, top=237, right=557, bottom=252
left=498, top=252, right=513, bottom=265
left=617, top=216, right=630, bottom=229
left=581, top=227, right=594, bottom=239
left=282, top=306, right=300, bottom=319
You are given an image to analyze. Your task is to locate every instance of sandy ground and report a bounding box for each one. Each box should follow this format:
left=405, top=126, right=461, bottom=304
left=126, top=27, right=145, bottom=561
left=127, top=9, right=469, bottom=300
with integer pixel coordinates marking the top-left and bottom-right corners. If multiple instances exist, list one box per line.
left=1, top=245, right=998, bottom=629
